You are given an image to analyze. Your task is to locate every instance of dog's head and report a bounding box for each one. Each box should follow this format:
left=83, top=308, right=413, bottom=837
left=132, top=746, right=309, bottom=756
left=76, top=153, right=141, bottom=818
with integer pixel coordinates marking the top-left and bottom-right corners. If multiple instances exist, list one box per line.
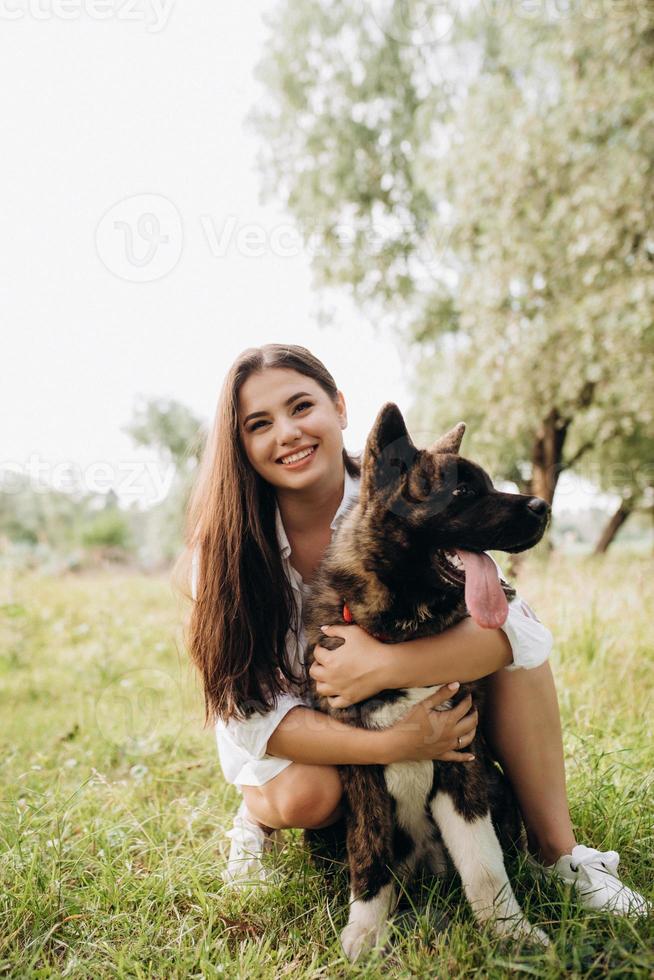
left=358, top=403, right=550, bottom=627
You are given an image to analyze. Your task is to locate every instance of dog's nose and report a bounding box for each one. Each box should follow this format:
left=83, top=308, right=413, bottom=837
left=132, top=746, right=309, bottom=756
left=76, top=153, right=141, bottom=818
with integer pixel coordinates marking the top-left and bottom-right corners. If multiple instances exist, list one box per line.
left=527, top=497, right=549, bottom=517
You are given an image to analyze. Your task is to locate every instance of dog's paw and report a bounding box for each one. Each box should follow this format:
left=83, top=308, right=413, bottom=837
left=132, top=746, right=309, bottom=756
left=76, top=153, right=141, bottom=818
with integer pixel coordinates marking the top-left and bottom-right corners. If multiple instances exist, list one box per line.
left=495, top=915, right=549, bottom=947
left=530, top=926, right=550, bottom=947
left=340, top=922, right=385, bottom=961
left=513, top=916, right=550, bottom=948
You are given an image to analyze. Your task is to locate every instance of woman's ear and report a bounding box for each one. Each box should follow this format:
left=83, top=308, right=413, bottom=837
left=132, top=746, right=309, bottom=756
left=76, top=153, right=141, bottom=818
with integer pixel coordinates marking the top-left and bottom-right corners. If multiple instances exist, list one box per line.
left=335, top=390, right=348, bottom=429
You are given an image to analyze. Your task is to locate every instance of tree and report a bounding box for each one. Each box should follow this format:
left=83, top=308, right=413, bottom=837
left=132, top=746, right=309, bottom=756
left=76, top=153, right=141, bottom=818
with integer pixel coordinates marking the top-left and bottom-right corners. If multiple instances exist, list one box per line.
left=123, top=398, right=206, bottom=568
left=586, top=421, right=654, bottom=553
left=123, top=397, right=205, bottom=472
left=252, top=1, right=654, bottom=520
left=80, top=505, right=132, bottom=553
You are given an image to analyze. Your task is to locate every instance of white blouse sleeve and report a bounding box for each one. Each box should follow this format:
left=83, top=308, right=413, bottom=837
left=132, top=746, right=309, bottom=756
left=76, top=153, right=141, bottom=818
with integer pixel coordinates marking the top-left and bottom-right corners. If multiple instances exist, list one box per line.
left=488, top=555, right=553, bottom=671
left=217, top=692, right=307, bottom=762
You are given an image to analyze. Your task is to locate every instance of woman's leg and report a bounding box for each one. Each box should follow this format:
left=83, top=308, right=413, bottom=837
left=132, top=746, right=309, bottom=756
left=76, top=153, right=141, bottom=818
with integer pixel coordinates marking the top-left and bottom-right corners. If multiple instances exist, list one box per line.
left=483, top=660, right=577, bottom=865
left=242, top=762, right=344, bottom=831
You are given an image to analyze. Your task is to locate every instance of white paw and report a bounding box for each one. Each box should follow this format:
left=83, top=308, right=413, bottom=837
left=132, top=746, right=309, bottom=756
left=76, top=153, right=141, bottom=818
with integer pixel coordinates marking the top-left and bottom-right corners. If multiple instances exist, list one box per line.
left=496, top=915, right=549, bottom=947
left=340, top=922, right=385, bottom=961
left=531, top=926, right=550, bottom=947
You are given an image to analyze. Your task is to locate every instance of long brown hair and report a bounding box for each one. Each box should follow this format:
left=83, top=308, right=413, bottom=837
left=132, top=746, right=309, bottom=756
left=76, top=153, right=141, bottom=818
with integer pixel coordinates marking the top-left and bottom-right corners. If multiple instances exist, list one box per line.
left=178, top=344, right=361, bottom=724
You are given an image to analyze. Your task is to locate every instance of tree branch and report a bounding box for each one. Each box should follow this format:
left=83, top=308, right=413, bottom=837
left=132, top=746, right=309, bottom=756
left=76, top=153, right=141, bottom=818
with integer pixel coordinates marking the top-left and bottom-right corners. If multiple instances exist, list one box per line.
left=560, top=440, right=595, bottom=472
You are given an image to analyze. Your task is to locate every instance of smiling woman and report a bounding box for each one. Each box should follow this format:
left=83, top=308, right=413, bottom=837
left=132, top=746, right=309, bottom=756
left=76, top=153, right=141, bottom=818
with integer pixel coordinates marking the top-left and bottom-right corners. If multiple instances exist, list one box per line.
left=180, top=345, right=361, bottom=729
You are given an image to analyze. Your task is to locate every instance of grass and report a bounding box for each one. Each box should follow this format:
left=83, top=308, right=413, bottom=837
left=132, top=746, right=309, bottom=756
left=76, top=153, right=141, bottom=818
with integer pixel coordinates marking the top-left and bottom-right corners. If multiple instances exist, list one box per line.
left=0, top=554, right=652, bottom=978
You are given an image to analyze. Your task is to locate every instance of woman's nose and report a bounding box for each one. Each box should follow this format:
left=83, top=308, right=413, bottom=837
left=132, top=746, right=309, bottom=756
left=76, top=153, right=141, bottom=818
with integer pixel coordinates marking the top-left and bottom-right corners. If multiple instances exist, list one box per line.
left=277, top=419, right=302, bottom=444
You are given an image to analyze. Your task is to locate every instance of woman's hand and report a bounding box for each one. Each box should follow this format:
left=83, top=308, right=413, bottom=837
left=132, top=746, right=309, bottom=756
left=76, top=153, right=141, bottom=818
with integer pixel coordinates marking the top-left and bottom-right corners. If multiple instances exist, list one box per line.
left=381, top=685, right=478, bottom=764
left=310, top=624, right=392, bottom=707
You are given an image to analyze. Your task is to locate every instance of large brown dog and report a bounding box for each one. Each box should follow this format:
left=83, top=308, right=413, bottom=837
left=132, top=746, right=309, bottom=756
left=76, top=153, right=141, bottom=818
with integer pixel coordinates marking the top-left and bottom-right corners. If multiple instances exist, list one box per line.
left=304, top=403, right=550, bottom=960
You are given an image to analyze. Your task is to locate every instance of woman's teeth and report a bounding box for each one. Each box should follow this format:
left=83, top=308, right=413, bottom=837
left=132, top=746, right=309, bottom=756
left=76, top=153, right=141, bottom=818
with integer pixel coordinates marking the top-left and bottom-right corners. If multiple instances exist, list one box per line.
left=280, top=446, right=316, bottom=465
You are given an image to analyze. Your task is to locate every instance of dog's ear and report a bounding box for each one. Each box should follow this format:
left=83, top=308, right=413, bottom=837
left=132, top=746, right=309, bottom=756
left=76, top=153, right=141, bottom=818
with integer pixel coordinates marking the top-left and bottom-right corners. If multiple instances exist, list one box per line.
left=429, top=421, right=466, bottom=455
left=360, top=403, right=417, bottom=506
left=370, top=402, right=413, bottom=453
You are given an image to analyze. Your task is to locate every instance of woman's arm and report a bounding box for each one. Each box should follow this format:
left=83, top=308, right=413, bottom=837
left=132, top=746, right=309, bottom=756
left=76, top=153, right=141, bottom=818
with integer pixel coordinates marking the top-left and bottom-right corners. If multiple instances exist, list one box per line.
left=312, top=553, right=553, bottom=707
left=310, top=619, right=510, bottom=707
left=267, top=687, right=478, bottom=765
left=387, top=587, right=554, bottom=688
left=312, top=593, right=553, bottom=707
left=385, top=617, right=513, bottom=689
left=267, top=706, right=390, bottom=764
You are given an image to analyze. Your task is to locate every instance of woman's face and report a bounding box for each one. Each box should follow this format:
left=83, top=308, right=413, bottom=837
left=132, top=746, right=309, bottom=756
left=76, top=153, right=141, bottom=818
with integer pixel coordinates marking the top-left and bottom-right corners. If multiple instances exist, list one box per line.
left=238, top=368, right=347, bottom=490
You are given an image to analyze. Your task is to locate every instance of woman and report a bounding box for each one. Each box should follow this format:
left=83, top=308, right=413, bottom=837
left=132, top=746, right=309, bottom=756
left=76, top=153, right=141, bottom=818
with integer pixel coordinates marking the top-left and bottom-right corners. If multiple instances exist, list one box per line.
left=182, top=343, right=647, bottom=916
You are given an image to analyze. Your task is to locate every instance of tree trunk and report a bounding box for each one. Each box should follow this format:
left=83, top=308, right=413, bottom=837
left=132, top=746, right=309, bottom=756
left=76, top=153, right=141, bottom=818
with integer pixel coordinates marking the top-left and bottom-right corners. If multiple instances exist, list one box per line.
left=593, top=499, right=634, bottom=554
left=511, top=407, right=571, bottom=572
left=526, top=407, right=569, bottom=505
left=512, top=388, right=597, bottom=577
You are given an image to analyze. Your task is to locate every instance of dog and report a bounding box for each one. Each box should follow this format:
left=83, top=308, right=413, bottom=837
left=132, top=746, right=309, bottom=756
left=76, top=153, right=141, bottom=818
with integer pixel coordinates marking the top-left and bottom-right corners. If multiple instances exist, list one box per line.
left=303, top=403, right=551, bottom=960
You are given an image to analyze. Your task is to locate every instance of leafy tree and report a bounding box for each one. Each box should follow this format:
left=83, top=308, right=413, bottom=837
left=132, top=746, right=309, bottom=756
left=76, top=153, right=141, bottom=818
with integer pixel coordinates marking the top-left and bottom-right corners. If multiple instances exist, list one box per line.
left=80, top=511, right=132, bottom=551
left=123, top=398, right=206, bottom=568
left=252, top=1, right=654, bottom=540
left=123, top=397, right=205, bottom=472
left=585, top=421, right=654, bottom=553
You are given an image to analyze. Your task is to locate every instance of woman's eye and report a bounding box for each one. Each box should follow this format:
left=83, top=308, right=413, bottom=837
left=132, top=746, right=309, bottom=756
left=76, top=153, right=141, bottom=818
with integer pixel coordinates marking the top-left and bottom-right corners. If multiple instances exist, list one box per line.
left=248, top=401, right=313, bottom=432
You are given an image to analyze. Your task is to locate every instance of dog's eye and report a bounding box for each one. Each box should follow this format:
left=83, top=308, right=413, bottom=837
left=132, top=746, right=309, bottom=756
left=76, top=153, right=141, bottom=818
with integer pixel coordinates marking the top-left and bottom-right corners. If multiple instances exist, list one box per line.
left=452, top=485, right=476, bottom=498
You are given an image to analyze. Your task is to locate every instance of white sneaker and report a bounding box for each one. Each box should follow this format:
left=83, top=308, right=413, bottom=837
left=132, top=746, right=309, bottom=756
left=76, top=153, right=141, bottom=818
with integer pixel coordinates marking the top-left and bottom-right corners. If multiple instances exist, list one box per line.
left=542, top=844, right=651, bottom=917
left=221, top=801, right=283, bottom=888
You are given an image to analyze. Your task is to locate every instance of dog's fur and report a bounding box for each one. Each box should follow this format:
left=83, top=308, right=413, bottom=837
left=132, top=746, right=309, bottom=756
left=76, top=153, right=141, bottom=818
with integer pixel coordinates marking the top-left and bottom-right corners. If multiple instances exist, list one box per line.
left=303, top=404, right=551, bottom=959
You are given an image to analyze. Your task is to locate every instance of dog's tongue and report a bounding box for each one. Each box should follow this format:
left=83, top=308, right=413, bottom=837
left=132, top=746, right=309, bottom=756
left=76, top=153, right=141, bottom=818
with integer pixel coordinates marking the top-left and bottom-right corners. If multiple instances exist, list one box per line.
left=455, top=549, right=509, bottom=629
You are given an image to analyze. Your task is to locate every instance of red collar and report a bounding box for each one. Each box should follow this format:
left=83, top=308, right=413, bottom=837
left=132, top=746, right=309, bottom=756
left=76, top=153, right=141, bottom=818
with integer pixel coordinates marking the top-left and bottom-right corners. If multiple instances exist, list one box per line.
left=342, top=602, right=390, bottom=642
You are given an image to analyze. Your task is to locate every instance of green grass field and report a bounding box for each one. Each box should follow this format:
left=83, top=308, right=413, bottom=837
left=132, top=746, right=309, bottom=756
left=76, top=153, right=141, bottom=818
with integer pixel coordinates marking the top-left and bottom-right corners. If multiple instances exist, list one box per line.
left=1, top=555, right=652, bottom=978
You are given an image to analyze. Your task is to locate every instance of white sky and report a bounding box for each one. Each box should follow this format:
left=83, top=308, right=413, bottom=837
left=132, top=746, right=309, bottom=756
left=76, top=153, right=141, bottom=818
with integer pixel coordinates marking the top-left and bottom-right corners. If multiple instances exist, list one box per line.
left=0, top=0, right=611, bottom=514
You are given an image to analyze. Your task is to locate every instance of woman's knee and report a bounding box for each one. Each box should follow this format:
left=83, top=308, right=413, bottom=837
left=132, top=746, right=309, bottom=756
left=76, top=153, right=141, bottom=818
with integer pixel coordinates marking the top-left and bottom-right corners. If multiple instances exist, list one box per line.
left=273, top=765, right=343, bottom=829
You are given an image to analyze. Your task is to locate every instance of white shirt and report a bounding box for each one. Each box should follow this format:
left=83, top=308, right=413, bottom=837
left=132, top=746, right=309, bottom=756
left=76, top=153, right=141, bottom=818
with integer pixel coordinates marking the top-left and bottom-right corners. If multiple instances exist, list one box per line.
left=191, top=468, right=553, bottom=788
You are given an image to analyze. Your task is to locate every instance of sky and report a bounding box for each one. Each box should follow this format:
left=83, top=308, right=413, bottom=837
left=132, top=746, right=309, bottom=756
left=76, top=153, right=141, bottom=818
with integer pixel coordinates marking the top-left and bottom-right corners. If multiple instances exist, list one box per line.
left=0, top=0, right=609, bottom=514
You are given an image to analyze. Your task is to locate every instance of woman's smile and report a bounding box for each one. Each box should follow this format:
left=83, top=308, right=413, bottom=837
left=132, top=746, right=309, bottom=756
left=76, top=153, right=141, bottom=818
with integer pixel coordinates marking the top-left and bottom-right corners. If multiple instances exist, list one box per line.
left=277, top=445, right=318, bottom=468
